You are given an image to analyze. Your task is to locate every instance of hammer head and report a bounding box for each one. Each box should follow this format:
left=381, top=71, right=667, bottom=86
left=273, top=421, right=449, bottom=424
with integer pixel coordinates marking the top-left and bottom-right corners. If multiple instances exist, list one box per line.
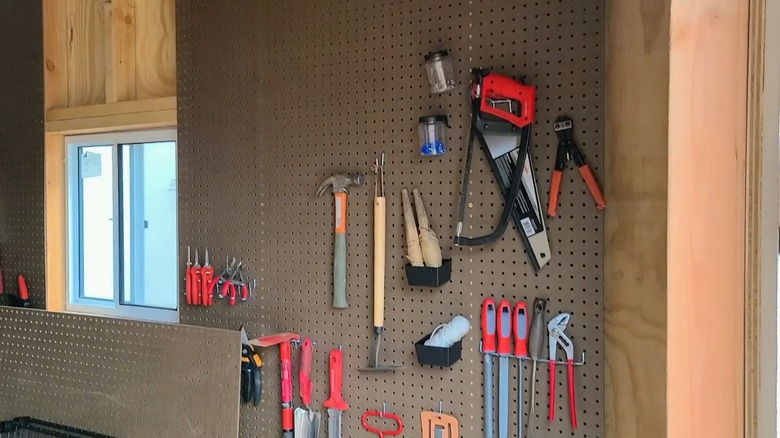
left=316, top=173, right=365, bottom=197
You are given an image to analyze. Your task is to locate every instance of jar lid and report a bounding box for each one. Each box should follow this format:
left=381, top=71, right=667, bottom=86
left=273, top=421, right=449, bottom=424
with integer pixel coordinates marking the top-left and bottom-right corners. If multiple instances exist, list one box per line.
left=419, top=115, right=449, bottom=125
left=424, top=50, right=450, bottom=62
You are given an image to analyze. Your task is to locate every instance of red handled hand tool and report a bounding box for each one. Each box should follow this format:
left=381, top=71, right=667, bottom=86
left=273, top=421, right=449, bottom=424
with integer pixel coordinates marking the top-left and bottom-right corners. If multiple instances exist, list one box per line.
left=496, top=300, right=512, bottom=438
left=280, top=340, right=294, bottom=438
left=323, top=346, right=349, bottom=438
left=221, top=261, right=241, bottom=306
left=361, top=403, right=403, bottom=437
left=299, top=338, right=313, bottom=408
left=238, top=264, right=249, bottom=302
left=190, top=248, right=202, bottom=305
left=548, top=312, right=577, bottom=429
left=200, top=248, right=214, bottom=306
left=184, top=246, right=192, bottom=305
left=17, top=275, right=29, bottom=307
left=547, top=116, right=606, bottom=217
left=513, top=301, right=528, bottom=438
left=481, top=298, right=496, bottom=438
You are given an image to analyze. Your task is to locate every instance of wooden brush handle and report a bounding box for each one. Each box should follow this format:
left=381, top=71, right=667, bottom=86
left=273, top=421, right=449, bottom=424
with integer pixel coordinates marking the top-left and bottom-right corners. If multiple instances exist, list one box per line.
left=373, top=196, right=386, bottom=328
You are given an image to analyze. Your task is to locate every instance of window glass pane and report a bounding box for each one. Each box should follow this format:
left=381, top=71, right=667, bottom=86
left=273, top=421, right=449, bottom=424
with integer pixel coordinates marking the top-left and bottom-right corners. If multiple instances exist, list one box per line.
left=120, top=141, right=177, bottom=309
left=79, top=145, right=115, bottom=300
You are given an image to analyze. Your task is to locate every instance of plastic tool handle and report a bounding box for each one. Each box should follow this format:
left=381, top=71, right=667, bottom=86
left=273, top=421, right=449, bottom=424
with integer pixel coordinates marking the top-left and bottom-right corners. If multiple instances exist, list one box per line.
left=228, top=284, right=236, bottom=306
left=513, top=302, right=528, bottom=357
left=201, top=266, right=214, bottom=306
left=333, top=192, right=348, bottom=309
left=548, top=359, right=556, bottom=422
left=240, top=283, right=248, bottom=301
left=567, top=359, right=578, bottom=429
left=496, top=300, right=512, bottom=355
left=578, top=164, right=606, bottom=210
left=481, top=298, right=497, bottom=353
left=323, top=348, right=349, bottom=411
left=528, top=298, right=547, bottom=360
left=547, top=170, right=563, bottom=217
left=280, top=341, right=294, bottom=434
left=191, top=266, right=202, bottom=306
left=185, top=265, right=192, bottom=305
left=373, top=196, right=386, bottom=328
left=479, top=73, right=536, bottom=128
left=299, top=339, right=313, bottom=407
left=17, top=275, right=28, bottom=301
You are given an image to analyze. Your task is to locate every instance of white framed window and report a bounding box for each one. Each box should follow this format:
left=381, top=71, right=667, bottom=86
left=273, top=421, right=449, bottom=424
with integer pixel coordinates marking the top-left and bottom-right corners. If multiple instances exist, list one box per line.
left=65, top=129, right=178, bottom=323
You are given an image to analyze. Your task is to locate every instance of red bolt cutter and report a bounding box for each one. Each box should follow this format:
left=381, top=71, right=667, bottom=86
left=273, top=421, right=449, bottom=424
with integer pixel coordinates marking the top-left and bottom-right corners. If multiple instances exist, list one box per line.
left=548, top=312, right=577, bottom=429
left=547, top=116, right=606, bottom=217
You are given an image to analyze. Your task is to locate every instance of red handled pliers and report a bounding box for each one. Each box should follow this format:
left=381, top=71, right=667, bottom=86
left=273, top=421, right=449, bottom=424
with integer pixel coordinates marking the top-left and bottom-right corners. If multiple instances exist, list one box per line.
left=548, top=312, right=577, bottom=429
left=547, top=116, right=606, bottom=217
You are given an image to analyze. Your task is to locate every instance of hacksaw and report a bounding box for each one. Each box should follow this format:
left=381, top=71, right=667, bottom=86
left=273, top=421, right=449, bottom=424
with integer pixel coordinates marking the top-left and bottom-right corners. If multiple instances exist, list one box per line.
left=454, top=69, right=551, bottom=271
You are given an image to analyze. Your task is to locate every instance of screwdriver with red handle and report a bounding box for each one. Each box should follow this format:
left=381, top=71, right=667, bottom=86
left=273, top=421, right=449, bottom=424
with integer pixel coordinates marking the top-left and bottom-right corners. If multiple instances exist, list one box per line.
left=201, top=248, right=214, bottom=306
left=513, top=301, right=528, bottom=438
left=191, top=248, right=202, bottom=305
left=185, top=246, right=192, bottom=305
left=496, top=300, right=512, bottom=438
left=481, top=298, right=496, bottom=438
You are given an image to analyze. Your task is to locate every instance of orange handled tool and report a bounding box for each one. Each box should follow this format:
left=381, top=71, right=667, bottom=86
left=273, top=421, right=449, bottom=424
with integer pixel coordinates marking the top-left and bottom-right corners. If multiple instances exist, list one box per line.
left=513, top=302, right=528, bottom=438
left=324, top=346, right=348, bottom=438
left=17, top=275, right=29, bottom=307
left=299, top=338, right=313, bottom=408
left=548, top=116, right=606, bottom=217
left=200, top=248, right=214, bottom=306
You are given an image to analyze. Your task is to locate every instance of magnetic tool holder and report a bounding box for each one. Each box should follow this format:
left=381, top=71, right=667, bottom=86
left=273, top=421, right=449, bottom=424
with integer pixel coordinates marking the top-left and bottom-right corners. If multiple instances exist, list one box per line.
left=479, top=342, right=587, bottom=366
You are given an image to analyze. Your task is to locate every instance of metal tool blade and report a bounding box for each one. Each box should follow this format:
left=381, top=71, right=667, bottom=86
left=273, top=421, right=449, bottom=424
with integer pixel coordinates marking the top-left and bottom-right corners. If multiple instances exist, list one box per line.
left=327, top=409, right=342, bottom=438
left=360, top=330, right=403, bottom=371
left=498, top=357, right=509, bottom=438
left=518, top=359, right=524, bottom=438
left=484, top=354, right=494, bottom=438
left=434, top=425, right=444, bottom=438
left=309, top=410, right=321, bottom=438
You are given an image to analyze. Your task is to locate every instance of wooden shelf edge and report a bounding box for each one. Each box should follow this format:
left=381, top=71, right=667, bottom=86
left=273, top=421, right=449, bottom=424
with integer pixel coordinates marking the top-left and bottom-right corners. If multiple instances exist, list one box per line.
left=45, top=108, right=177, bottom=134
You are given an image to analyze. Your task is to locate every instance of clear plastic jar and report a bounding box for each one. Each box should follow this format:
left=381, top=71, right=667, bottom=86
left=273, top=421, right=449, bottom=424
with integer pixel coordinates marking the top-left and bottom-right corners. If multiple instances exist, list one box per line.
left=418, top=115, right=449, bottom=156
left=424, top=50, right=456, bottom=94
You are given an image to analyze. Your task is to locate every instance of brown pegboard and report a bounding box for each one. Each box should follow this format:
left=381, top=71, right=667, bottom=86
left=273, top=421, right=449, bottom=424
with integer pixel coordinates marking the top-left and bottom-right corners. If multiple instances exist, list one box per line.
left=177, top=1, right=603, bottom=437
left=0, top=1, right=45, bottom=308
left=0, top=308, right=241, bottom=437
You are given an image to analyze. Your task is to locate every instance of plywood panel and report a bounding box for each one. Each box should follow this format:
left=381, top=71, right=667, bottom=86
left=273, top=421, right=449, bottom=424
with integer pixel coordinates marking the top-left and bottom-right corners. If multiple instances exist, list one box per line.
left=0, top=308, right=241, bottom=437
left=66, top=0, right=106, bottom=107
left=105, top=0, right=137, bottom=103
left=667, top=0, right=748, bottom=437
left=604, top=1, right=669, bottom=437
left=43, top=132, right=65, bottom=312
left=43, top=0, right=68, bottom=111
left=135, top=0, right=175, bottom=99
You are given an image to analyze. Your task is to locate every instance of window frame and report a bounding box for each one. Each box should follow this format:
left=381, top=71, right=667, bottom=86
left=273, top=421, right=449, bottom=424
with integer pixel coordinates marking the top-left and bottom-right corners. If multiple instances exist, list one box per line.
left=65, top=128, right=179, bottom=323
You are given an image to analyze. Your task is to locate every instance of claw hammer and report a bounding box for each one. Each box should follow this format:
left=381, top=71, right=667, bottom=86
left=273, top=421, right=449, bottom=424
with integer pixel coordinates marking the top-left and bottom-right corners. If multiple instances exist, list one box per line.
left=316, top=173, right=365, bottom=309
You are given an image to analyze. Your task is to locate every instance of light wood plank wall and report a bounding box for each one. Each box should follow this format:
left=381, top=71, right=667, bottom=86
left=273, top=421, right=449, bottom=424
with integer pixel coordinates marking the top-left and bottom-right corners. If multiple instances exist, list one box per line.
left=44, top=0, right=175, bottom=111
left=604, top=1, right=669, bottom=437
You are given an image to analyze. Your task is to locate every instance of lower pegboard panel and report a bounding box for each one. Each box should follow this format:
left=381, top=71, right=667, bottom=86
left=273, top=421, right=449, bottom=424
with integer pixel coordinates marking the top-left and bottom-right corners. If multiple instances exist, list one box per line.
left=0, top=308, right=241, bottom=437
left=176, top=0, right=604, bottom=437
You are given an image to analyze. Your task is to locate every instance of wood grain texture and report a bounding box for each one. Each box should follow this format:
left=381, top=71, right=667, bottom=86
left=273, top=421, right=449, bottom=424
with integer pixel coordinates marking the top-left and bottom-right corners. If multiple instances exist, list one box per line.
left=66, top=0, right=105, bottom=106
left=668, top=0, right=748, bottom=437
left=43, top=0, right=68, bottom=111
left=604, top=0, right=669, bottom=437
left=105, top=0, right=136, bottom=103
left=43, top=132, right=65, bottom=312
left=135, top=0, right=175, bottom=99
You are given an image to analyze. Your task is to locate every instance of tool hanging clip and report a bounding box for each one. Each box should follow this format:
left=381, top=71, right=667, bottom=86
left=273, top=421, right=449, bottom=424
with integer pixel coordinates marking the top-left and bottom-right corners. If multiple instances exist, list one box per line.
left=547, top=116, right=606, bottom=217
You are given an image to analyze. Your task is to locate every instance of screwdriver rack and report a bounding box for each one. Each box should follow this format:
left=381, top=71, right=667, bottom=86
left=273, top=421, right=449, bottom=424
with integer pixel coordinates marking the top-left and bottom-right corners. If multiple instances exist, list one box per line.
left=480, top=343, right=588, bottom=367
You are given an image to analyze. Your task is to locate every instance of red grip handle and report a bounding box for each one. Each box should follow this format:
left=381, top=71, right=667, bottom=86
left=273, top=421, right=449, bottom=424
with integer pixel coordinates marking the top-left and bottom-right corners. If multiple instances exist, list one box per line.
left=513, top=301, right=528, bottom=357
left=191, top=267, right=202, bottom=305
left=280, top=342, right=292, bottom=404
left=578, top=165, right=606, bottom=210
left=481, top=298, right=496, bottom=353
left=17, top=275, right=28, bottom=300
left=282, top=407, right=294, bottom=432
left=228, top=285, right=236, bottom=306
left=479, top=73, right=536, bottom=128
left=299, top=339, right=313, bottom=406
left=323, top=348, right=348, bottom=411
left=567, top=359, right=577, bottom=429
left=240, top=283, right=248, bottom=301
left=548, top=361, right=556, bottom=422
left=185, top=266, right=192, bottom=305
left=201, top=266, right=214, bottom=306
left=496, top=300, right=512, bottom=355
left=548, top=170, right=563, bottom=217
